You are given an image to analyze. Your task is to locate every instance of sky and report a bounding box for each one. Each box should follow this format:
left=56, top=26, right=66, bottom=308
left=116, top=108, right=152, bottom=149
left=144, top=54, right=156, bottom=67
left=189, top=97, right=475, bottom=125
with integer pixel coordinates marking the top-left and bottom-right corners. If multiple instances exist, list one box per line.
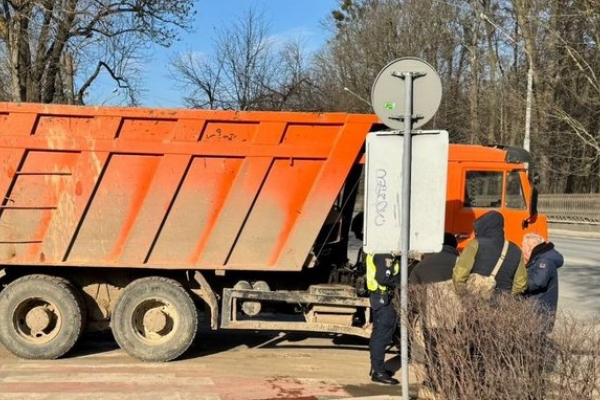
left=94, top=0, right=339, bottom=108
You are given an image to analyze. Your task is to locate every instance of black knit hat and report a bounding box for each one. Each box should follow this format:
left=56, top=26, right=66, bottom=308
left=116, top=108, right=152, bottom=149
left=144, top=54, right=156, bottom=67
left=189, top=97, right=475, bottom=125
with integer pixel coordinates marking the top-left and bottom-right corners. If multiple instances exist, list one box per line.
left=444, top=233, right=458, bottom=249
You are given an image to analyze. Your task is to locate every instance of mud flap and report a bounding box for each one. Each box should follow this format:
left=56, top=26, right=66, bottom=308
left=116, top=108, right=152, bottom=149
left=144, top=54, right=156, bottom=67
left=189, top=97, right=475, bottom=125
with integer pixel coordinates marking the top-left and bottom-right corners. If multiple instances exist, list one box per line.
left=191, top=271, right=219, bottom=330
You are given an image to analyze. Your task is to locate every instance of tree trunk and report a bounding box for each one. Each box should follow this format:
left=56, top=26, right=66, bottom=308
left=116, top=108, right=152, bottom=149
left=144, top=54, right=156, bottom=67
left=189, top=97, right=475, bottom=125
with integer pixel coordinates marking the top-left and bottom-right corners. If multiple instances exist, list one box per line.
left=470, top=50, right=480, bottom=144
left=42, top=0, right=78, bottom=103
left=8, top=2, right=32, bottom=102
left=63, top=53, right=75, bottom=105
left=482, top=2, right=498, bottom=144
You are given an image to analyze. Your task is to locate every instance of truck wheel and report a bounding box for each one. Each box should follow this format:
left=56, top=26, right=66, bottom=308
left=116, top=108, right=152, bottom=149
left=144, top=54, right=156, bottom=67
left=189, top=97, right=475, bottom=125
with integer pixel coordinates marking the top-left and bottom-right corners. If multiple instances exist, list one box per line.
left=0, top=274, right=84, bottom=359
left=111, top=277, right=198, bottom=362
left=66, top=280, right=88, bottom=331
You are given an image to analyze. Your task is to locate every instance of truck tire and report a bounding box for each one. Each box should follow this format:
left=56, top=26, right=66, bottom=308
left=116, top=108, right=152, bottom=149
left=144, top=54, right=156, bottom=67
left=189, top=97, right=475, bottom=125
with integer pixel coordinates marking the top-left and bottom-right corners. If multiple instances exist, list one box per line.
left=67, top=280, right=88, bottom=331
left=0, top=274, right=84, bottom=359
left=111, top=277, right=198, bottom=362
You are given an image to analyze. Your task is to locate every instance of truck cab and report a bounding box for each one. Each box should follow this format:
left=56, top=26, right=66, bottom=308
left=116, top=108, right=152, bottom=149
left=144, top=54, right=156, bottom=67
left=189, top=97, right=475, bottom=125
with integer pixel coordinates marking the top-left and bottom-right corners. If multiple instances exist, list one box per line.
left=445, top=145, right=547, bottom=248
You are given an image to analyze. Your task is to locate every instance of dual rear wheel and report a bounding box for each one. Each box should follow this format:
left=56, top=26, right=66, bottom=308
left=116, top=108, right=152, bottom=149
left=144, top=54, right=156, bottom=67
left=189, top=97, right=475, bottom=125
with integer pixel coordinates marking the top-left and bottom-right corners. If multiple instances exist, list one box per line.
left=0, top=275, right=199, bottom=362
left=111, top=277, right=198, bottom=362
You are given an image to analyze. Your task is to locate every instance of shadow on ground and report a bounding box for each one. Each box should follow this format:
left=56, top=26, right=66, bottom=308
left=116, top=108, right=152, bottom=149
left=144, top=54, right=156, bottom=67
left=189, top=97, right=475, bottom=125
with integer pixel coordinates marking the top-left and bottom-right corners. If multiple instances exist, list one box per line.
left=184, top=330, right=369, bottom=359
left=68, top=330, right=121, bottom=358
left=63, top=328, right=371, bottom=361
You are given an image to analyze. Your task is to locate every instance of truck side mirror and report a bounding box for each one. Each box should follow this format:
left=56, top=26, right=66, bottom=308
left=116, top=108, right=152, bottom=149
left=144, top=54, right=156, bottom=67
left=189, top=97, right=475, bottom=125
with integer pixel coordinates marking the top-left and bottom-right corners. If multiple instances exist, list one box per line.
left=522, top=182, right=539, bottom=229
left=530, top=186, right=538, bottom=217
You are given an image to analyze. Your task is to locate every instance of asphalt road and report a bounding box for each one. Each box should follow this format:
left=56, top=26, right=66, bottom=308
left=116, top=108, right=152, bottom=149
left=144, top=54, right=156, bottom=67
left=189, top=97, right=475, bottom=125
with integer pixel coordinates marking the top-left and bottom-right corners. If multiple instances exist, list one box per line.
left=550, top=234, right=600, bottom=321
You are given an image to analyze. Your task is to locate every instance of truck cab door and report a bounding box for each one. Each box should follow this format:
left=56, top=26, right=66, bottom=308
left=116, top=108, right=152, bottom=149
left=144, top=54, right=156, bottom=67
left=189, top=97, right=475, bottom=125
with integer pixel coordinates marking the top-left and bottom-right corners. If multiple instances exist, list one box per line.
left=452, top=169, right=503, bottom=247
left=451, top=169, right=531, bottom=248
left=502, top=170, right=532, bottom=244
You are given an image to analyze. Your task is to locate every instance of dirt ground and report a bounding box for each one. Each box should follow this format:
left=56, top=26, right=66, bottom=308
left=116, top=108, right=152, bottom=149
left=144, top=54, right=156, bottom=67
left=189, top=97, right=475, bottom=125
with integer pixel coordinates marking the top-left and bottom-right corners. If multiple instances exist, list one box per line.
left=0, top=329, right=419, bottom=400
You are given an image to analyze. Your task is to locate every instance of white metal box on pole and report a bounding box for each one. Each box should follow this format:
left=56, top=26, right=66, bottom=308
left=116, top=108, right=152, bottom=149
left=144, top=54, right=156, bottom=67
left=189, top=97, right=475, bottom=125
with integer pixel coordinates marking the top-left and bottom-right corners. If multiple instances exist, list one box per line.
left=363, top=130, right=449, bottom=255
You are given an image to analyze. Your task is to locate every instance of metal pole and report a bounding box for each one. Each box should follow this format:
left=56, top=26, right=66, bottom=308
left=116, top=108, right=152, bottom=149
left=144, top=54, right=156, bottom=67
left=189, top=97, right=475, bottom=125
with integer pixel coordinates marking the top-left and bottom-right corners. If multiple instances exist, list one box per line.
left=400, top=72, right=413, bottom=400
left=524, top=67, right=533, bottom=153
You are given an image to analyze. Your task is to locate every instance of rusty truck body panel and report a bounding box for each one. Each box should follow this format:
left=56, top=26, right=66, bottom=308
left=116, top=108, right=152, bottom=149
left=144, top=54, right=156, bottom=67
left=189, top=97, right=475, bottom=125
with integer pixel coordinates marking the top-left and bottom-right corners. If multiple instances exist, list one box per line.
left=0, top=103, right=376, bottom=272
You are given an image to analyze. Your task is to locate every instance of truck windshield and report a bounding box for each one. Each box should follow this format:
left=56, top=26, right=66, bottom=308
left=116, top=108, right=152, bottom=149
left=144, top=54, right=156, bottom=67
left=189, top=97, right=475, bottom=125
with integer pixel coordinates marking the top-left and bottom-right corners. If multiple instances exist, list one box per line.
left=464, top=171, right=503, bottom=208
left=505, top=171, right=527, bottom=209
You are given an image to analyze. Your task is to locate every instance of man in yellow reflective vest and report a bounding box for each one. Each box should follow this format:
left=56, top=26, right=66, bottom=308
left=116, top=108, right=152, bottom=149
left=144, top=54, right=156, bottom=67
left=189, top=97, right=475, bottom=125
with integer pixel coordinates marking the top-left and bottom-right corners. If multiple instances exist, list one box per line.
left=366, top=253, right=400, bottom=385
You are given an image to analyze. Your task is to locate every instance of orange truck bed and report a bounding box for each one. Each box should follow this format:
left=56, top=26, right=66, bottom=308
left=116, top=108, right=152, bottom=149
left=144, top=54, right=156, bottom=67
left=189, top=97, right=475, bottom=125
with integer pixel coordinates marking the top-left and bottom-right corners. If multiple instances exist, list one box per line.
left=0, top=103, right=377, bottom=272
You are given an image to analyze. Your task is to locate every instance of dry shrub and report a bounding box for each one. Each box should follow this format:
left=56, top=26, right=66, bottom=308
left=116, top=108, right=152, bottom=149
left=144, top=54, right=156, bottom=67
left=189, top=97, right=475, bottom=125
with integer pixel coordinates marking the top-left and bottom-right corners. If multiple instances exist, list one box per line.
left=552, top=314, right=600, bottom=400
left=396, top=285, right=600, bottom=400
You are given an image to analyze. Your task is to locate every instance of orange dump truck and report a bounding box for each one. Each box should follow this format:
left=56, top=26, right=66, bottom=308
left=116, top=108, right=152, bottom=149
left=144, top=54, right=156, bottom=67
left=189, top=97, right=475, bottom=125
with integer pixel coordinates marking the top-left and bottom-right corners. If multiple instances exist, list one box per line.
left=0, top=103, right=546, bottom=361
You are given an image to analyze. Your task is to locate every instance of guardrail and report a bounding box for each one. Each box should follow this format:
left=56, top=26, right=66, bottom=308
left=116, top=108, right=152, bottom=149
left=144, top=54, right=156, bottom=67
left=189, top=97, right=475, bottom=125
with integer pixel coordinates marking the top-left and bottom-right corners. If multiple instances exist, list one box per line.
left=538, top=194, right=600, bottom=224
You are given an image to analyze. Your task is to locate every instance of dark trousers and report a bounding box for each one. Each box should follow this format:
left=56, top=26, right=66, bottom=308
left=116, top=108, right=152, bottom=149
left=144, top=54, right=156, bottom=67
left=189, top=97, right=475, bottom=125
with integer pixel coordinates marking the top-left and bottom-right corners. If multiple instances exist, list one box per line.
left=369, top=302, right=398, bottom=373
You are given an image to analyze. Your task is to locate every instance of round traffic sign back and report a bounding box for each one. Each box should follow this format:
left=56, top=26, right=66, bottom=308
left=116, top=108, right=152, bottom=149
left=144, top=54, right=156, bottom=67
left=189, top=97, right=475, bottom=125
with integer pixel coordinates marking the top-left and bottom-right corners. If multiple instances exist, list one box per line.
left=371, top=57, right=442, bottom=130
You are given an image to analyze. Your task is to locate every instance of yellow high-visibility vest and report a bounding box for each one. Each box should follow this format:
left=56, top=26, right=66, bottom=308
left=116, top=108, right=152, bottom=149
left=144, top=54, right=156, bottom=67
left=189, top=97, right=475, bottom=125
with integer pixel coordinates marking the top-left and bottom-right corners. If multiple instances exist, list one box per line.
left=366, top=254, right=400, bottom=292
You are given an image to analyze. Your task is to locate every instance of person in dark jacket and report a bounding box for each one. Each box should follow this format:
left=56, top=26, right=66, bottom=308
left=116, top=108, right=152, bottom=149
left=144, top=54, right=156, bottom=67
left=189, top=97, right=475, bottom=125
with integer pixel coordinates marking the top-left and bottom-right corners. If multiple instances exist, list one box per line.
left=453, top=210, right=527, bottom=295
left=410, top=233, right=458, bottom=285
left=522, top=233, right=564, bottom=330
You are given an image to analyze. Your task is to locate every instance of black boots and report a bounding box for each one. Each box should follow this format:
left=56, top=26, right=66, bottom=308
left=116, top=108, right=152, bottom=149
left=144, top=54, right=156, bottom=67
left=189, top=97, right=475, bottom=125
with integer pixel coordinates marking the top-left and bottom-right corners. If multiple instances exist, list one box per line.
left=371, top=371, right=400, bottom=385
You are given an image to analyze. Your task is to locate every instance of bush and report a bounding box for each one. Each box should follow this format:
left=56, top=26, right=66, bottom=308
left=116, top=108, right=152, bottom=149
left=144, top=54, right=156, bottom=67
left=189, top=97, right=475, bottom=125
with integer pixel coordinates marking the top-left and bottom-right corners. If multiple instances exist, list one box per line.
left=397, top=285, right=600, bottom=400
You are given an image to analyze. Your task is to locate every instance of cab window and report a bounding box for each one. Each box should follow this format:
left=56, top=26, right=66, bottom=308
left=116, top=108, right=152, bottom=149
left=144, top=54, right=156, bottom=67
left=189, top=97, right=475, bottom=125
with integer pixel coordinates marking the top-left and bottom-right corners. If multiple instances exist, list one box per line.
left=505, top=171, right=526, bottom=209
left=464, top=171, right=503, bottom=208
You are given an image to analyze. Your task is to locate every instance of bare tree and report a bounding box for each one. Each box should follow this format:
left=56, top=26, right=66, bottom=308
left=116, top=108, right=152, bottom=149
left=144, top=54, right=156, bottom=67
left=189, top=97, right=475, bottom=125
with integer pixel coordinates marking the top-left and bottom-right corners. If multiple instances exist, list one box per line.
left=315, top=0, right=600, bottom=193
left=0, top=0, right=194, bottom=105
left=316, top=0, right=483, bottom=135
left=169, top=8, right=312, bottom=111
left=169, top=51, right=223, bottom=109
left=526, top=0, right=600, bottom=193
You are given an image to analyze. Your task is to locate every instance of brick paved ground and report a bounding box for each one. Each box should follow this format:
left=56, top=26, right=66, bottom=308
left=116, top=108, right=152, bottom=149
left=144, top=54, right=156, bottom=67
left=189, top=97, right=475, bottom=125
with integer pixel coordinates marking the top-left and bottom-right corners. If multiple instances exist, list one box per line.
left=0, top=331, right=409, bottom=400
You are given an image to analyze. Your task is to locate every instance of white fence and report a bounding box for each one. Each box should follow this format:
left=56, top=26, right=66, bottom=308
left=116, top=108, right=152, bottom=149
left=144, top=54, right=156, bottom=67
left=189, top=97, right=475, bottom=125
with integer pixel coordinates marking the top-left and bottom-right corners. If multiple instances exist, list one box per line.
left=538, top=194, right=600, bottom=224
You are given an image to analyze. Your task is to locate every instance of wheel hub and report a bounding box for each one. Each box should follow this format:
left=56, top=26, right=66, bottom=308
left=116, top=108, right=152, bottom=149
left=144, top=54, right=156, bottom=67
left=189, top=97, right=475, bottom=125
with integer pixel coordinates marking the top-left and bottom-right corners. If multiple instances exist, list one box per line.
left=143, top=308, right=168, bottom=334
left=25, top=306, right=52, bottom=334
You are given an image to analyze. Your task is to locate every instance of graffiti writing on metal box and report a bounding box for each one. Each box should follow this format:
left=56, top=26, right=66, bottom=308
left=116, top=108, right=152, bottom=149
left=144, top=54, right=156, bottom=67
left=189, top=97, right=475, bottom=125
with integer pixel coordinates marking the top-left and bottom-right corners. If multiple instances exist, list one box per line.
left=374, top=169, right=388, bottom=226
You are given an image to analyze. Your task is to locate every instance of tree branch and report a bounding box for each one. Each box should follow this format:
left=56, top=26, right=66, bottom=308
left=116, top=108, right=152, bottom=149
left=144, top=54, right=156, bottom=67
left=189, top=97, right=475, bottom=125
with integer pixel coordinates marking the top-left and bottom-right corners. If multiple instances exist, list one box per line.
left=76, top=61, right=129, bottom=104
